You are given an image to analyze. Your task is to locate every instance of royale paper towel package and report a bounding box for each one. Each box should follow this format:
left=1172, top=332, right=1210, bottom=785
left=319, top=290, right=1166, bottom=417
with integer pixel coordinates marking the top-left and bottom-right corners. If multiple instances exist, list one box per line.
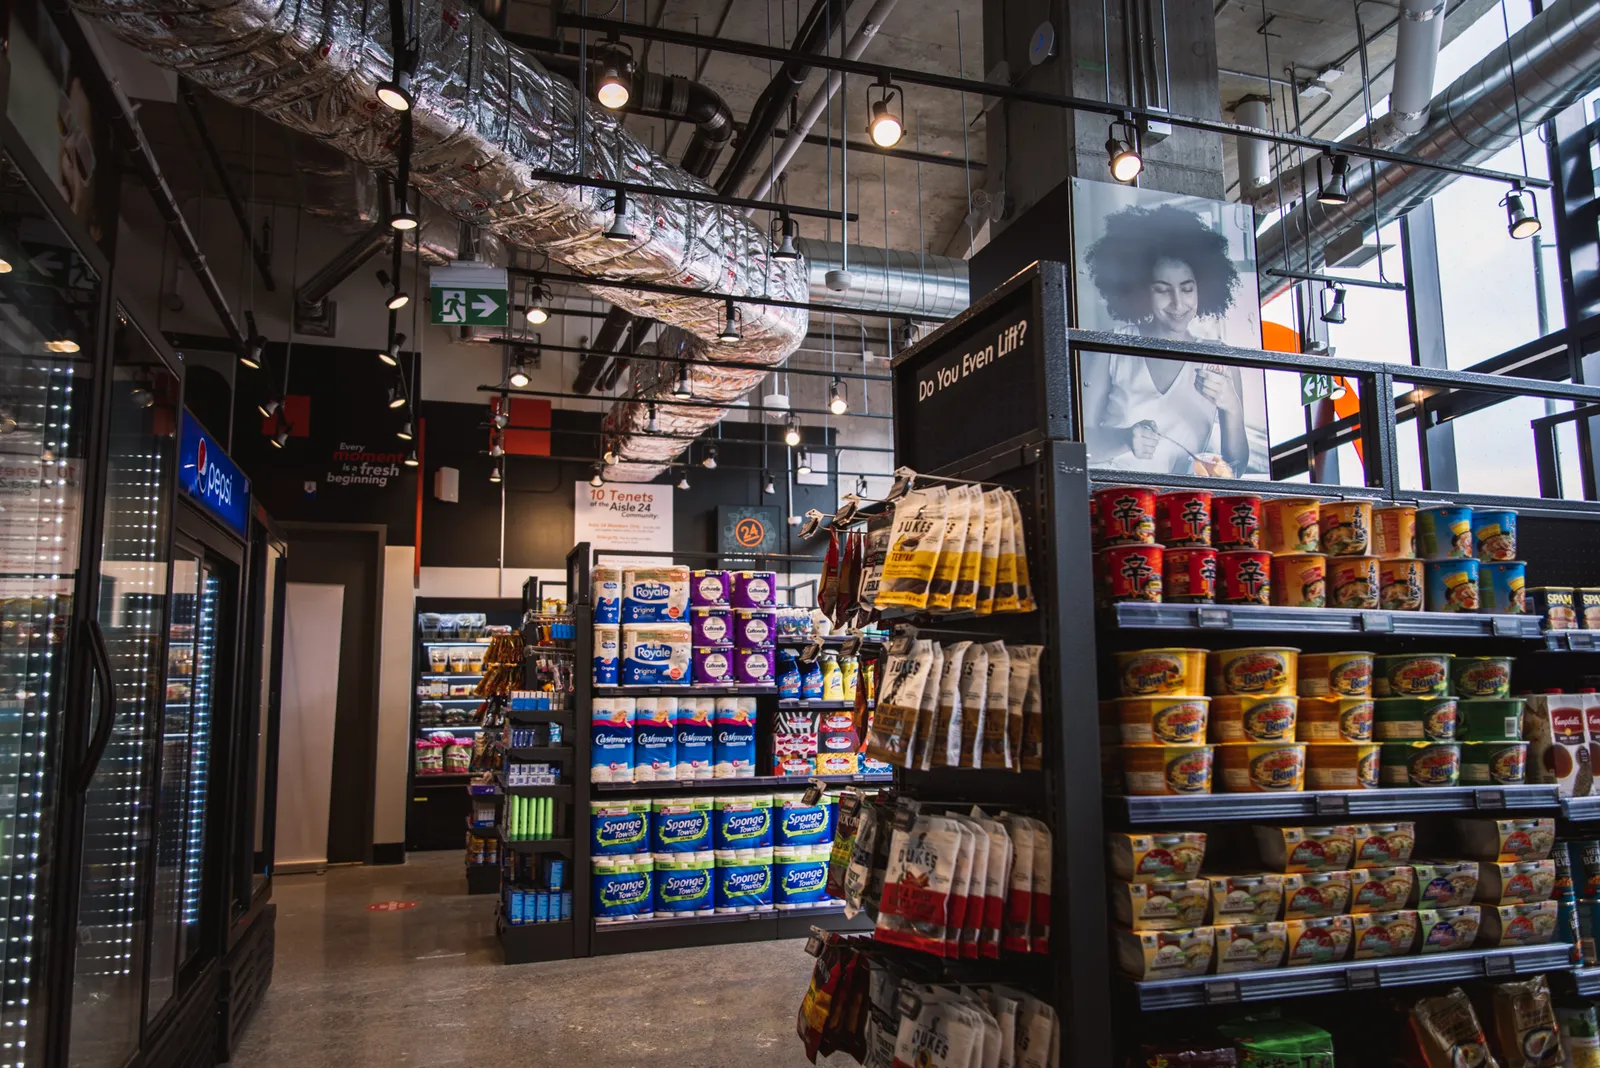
left=712, top=794, right=773, bottom=851
left=590, top=799, right=651, bottom=856
left=650, top=796, right=713, bottom=853
left=620, top=624, right=692, bottom=685
left=592, top=624, right=620, bottom=686
left=590, top=697, right=636, bottom=783
left=675, top=697, right=716, bottom=779
left=714, top=695, right=758, bottom=777
left=592, top=566, right=622, bottom=624
left=593, top=855, right=654, bottom=923
left=622, top=566, right=690, bottom=623
left=714, top=849, right=774, bottom=912
left=653, top=853, right=715, bottom=915
left=633, top=696, right=678, bottom=781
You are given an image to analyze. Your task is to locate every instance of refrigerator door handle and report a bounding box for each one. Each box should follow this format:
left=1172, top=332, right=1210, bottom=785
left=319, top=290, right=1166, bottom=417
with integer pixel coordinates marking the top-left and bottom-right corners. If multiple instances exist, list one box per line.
left=75, top=617, right=117, bottom=794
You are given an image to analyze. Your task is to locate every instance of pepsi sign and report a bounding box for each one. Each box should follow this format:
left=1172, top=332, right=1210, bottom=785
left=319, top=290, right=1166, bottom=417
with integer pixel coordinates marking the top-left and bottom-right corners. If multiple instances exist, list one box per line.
left=179, top=409, right=251, bottom=539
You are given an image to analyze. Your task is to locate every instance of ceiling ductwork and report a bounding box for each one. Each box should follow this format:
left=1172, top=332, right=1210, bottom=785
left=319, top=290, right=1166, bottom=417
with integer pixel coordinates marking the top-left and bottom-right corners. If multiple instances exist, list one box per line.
left=73, top=0, right=808, bottom=482
left=1258, top=0, right=1600, bottom=302
left=794, top=239, right=968, bottom=320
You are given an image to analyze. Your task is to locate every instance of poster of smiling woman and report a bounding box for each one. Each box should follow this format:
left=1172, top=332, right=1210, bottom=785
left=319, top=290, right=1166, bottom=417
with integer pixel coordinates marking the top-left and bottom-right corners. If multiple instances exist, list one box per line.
left=1071, top=178, right=1270, bottom=479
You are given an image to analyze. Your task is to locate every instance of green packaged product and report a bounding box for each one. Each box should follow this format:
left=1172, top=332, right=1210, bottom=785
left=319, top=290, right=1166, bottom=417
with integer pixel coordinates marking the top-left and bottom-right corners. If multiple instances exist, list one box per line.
left=1556, top=1004, right=1600, bottom=1068
left=1379, top=742, right=1462, bottom=788
left=1460, top=741, right=1529, bottom=786
left=1215, top=1017, right=1334, bottom=1068
left=1373, top=697, right=1458, bottom=742
left=1456, top=698, right=1525, bottom=741
left=1451, top=656, right=1514, bottom=698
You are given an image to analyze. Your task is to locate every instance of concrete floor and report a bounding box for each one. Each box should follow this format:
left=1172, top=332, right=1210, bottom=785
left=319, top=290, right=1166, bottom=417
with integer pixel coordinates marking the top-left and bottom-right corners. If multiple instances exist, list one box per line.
left=233, top=850, right=856, bottom=1068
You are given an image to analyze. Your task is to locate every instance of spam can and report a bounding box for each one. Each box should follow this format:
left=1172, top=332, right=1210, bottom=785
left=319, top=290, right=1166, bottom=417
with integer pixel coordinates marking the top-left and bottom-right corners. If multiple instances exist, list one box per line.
left=1216, top=742, right=1306, bottom=792
left=1263, top=497, right=1321, bottom=554
left=1417, top=506, right=1474, bottom=560
left=1479, top=561, right=1527, bottom=615
left=1320, top=500, right=1373, bottom=557
left=1213, top=495, right=1263, bottom=550
left=1163, top=547, right=1217, bottom=604
left=1327, top=556, right=1380, bottom=610
left=1426, top=559, right=1481, bottom=613
left=1528, top=587, right=1577, bottom=630
left=1096, top=486, right=1157, bottom=546
left=1583, top=589, right=1600, bottom=630
left=1271, top=553, right=1326, bottom=609
left=1374, top=505, right=1417, bottom=560
left=1378, top=558, right=1425, bottom=612
left=1379, top=742, right=1462, bottom=788
left=1472, top=509, right=1519, bottom=562
left=1101, top=545, right=1164, bottom=603
left=1297, top=697, right=1374, bottom=742
left=1374, top=653, right=1452, bottom=697
left=1218, top=550, right=1272, bottom=606
left=1155, top=490, right=1212, bottom=548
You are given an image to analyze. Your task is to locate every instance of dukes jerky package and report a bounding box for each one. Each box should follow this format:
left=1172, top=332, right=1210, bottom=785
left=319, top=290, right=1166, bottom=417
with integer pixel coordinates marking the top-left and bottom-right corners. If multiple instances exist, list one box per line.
left=993, top=491, right=1022, bottom=614
left=929, top=487, right=974, bottom=613
left=909, top=644, right=945, bottom=770
left=931, top=642, right=973, bottom=770
left=1410, top=987, right=1501, bottom=1068
left=972, top=809, right=1013, bottom=959
left=1489, top=976, right=1561, bottom=1068
left=876, top=813, right=963, bottom=955
left=828, top=790, right=866, bottom=899
left=877, top=487, right=949, bottom=611
left=950, top=816, right=990, bottom=959
left=943, top=822, right=977, bottom=958
left=1025, top=818, right=1052, bottom=954
left=953, top=488, right=985, bottom=614
left=1001, top=817, right=1036, bottom=953
left=958, top=644, right=990, bottom=769
left=1011, top=993, right=1060, bottom=1068
left=980, top=642, right=1014, bottom=770
left=890, top=989, right=983, bottom=1068
left=859, top=511, right=895, bottom=612
left=1007, top=492, right=1036, bottom=613
left=865, top=645, right=936, bottom=768
left=975, top=491, right=1004, bottom=615
left=1012, top=647, right=1046, bottom=772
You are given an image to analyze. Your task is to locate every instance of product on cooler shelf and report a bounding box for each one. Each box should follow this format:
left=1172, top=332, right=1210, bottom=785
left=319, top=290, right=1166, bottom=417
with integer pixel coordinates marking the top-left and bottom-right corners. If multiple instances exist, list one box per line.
left=713, top=695, right=757, bottom=777
left=1254, top=824, right=1357, bottom=873
left=1285, top=870, right=1354, bottom=918
left=1100, top=543, right=1163, bottom=604
left=1116, top=926, right=1216, bottom=979
left=1529, top=587, right=1578, bottom=630
left=1213, top=921, right=1288, bottom=973
left=1455, top=817, right=1557, bottom=862
left=1320, top=499, right=1373, bottom=557
left=1208, top=873, right=1285, bottom=925
left=1115, top=647, right=1208, bottom=697
left=592, top=855, right=654, bottom=923
left=1479, top=900, right=1561, bottom=946
left=1297, top=651, right=1374, bottom=698
left=1374, top=504, right=1417, bottom=559
left=632, top=696, right=677, bottom=781
left=1472, top=509, right=1519, bottom=562
left=733, top=647, right=775, bottom=686
left=1373, top=696, right=1459, bottom=742
left=1350, top=866, right=1415, bottom=913
left=1413, top=861, right=1481, bottom=909
left=592, top=566, right=622, bottom=624
left=1417, top=505, right=1474, bottom=560
left=1476, top=859, right=1557, bottom=905
left=1122, top=744, right=1215, bottom=795
left=1263, top=496, right=1320, bottom=554
left=1110, top=878, right=1210, bottom=930
left=1452, top=655, right=1515, bottom=699
left=1426, top=559, right=1481, bottom=612
left=1585, top=589, right=1600, bottom=630
left=730, top=570, right=776, bottom=609
left=1164, top=547, right=1218, bottom=604
left=592, top=624, right=619, bottom=685
left=732, top=608, right=775, bottom=648
left=1557, top=1004, right=1600, bottom=1068
left=1215, top=742, right=1306, bottom=792
left=1418, top=906, right=1482, bottom=953
left=1212, top=495, right=1262, bottom=550
left=1296, top=696, right=1374, bottom=742
left=653, top=852, right=715, bottom=915
left=621, top=566, right=690, bottom=623
left=1209, top=647, right=1298, bottom=696
left=1480, top=560, right=1528, bottom=614
left=1410, top=987, right=1497, bottom=1068
left=1378, top=557, right=1425, bottom=611
left=1270, top=552, right=1325, bottom=608
left=1460, top=739, right=1529, bottom=785
left=1351, top=909, right=1419, bottom=958
left=590, top=696, right=636, bottom=783
left=1378, top=741, right=1461, bottom=788
left=1107, top=831, right=1208, bottom=882
left=1155, top=488, right=1212, bottom=548
left=1304, top=742, right=1380, bottom=790
left=620, top=623, right=691, bottom=685
left=1217, top=549, right=1272, bottom=606
left=1523, top=691, right=1591, bottom=796
left=1488, top=974, right=1561, bottom=1068
left=773, top=792, right=838, bottom=847
left=1373, top=653, right=1451, bottom=697
left=773, top=846, right=832, bottom=909
left=1285, top=915, right=1354, bottom=966
left=1117, top=695, right=1211, bottom=744
left=649, top=796, right=713, bottom=853
left=1355, top=822, right=1417, bottom=866
left=1095, top=485, right=1157, bottom=546
left=1209, top=694, right=1295, bottom=743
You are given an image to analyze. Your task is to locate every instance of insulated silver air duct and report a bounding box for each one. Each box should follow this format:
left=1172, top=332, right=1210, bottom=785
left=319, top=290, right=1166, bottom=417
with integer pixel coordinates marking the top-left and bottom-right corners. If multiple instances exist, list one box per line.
left=793, top=239, right=968, bottom=319
left=73, top=0, right=808, bottom=482
left=1258, top=0, right=1600, bottom=302
left=1233, top=96, right=1272, bottom=193
left=1390, top=0, right=1446, bottom=135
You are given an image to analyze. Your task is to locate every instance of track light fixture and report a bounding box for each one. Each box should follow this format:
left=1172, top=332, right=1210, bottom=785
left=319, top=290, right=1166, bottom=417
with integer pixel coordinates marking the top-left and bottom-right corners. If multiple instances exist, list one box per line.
left=380, top=332, right=405, bottom=367
left=388, top=186, right=419, bottom=231
left=130, top=380, right=155, bottom=409
left=604, top=189, right=633, bottom=242
left=702, top=445, right=718, bottom=470
left=239, top=334, right=267, bottom=370
left=1321, top=282, right=1348, bottom=325
left=783, top=414, right=801, bottom=448
left=272, top=423, right=291, bottom=449
left=828, top=378, right=848, bottom=416
left=376, top=269, right=410, bottom=310
left=257, top=394, right=280, bottom=420
left=796, top=452, right=812, bottom=477
left=387, top=384, right=407, bottom=409
left=491, top=407, right=509, bottom=429
left=489, top=462, right=502, bottom=484
left=595, top=38, right=634, bottom=110
left=590, top=463, right=606, bottom=488
left=404, top=448, right=419, bottom=467
left=1503, top=181, right=1541, bottom=240
left=397, top=420, right=414, bottom=441
left=1316, top=153, right=1350, bottom=206
left=647, top=403, right=660, bottom=433
left=376, top=52, right=414, bottom=112
left=773, top=215, right=800, bottom=260
left=526, top=279, right=549, bottom=325
left=717, top=298, right=743, bottom=343
left=1106, top=117, right=1143, bottom=183
left=672, top=362, right=694, bottom=400
left=489, top=436, right=505, bottom=458
left=603, top=445, right=619, bottom=466
left=676, top=469, right=690, bottom=491
left=762, top=470, right=775, bottom=496
left=866, top=75, right=904, bottom=148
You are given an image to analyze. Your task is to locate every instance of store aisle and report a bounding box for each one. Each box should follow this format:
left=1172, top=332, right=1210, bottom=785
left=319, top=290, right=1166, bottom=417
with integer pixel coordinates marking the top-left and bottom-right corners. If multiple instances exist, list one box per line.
left=233, top=851, right=852, bottom=1068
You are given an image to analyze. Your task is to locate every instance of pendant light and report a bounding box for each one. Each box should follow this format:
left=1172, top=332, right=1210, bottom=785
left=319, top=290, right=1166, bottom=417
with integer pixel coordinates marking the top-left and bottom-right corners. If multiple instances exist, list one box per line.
left=239, top=334, right=266, bottom=370
left=1317, top=153, right=1350, bottom=206
left=702, top=445, right=718, bottom=470
left=1321, top=283, right=1347, bottom=325
left=672, top=362, right=694, bottom=400
left=647, top=403, right=660, bottom=433
left=387, top=384, right=408, bottom=409
left=590, top=463, right=606, bottom=488
left=595, top=39, right=634, bottom=110
left=271, top=425, right=291, bottom=449
left=1502, top=182, right=1541, bottom=239
left=388, top=189, right=419, bottom=231
left=866, top=76, right=904, bottom=148
left=1106, top=118, right=1142, bottom=183
left=489, top=462, right=502, bottom=484
left=762, top=470, right=775, bottom=496
left=526, top=279, right=549, bottom=325
left=717, top=298, right=743, bottom=343
left=403, top=448, right=419, bottom=467
left=796, top=452, right=812, bottom=476
left=396, top=420, right=414, bottom=441
left=604, top=190, right=632, bottom=242
left=257, top=394, right=280, bottom=419
left=376, top=269, right=409, bottom=310
left=783, top=414, right=801, bottom=448
left=676, top=469, right=690, bottom=490
left=379, top=332, right=405, bottom=367
left=773, top=215, right=800, bottom=260
left=828, top=378, right=848, bottom=416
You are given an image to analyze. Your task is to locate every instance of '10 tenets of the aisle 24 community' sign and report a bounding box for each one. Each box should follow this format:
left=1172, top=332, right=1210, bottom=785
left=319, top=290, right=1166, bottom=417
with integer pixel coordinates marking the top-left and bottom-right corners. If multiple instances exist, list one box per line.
left=573, top=483, right=674, bottom=562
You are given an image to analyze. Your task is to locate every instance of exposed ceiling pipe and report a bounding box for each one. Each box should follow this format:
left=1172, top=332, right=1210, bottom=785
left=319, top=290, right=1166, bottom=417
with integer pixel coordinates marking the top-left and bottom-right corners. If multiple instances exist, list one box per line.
left=1390, top=0, right=1446, bottom=135
left=794, top=238, right=967, bottom=318
left=1232, top=96, right=1272, bottom=195
left=294, top=219, right=391, bottom=334
left=72, top=0, right=809, bottom=481
left=1257, top=0, right=1600, bottom=302
left=748, top=0, right=903, bottom=201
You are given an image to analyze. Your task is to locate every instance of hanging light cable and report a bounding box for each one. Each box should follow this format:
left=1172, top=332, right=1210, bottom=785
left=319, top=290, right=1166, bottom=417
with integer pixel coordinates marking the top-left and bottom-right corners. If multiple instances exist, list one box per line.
left=1497, top=0, right=1541, bottom=240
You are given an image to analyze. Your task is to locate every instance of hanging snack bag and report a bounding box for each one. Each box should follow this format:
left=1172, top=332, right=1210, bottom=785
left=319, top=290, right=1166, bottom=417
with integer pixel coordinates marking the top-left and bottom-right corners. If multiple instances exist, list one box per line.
left=959, top=643, right=990, bottom=769
left=858, top=511, right=894, bottom=611
left=876, top=487, right=949, bottom=611
left=1012, top=995, right=1059, bottom=1068
left=827, top=791, right=866, bottom=900
left=1411, top=987, right=1498, bottom=1068
left=890, top=990, right=983, bottom=1068
left=929, top=486, right=974, bottom=612
left=1004, top=646, right=1034, bottom=771
left=842, top=803, right=881, bottom=918
left=954, top=487, right=986, bottom=614
left=865, top=645, right=934, bottom=768
left=1001, top=816, right=1036, bottom=953
left=976, top=490, right=1005, bottom=615
left=875, top=813, right=962, bottom=955
left=1016, top=647, right=1047, bottom=772
left=972, top=809, right=1012, bottom=960
left=944, top=821, right=978, bottom=958
left=1490, top=975, right=1562, bottom=1068
left=930, top=642, right=973, bottom=769
left=910, top=644, right=945, bottom=771
left=957, top=818, right=991, bottom=960
left=993, top=490, right=1022, bottom=614
left=1027, top=818, right=1052, bottom=954
left=981, top=641, right=1014, bottom=770
left=1007, top=491, right=1036, bottom=613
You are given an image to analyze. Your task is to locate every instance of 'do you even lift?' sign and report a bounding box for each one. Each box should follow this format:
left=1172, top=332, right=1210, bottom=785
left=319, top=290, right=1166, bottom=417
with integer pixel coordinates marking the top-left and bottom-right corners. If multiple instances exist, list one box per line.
left=430, top=264, right=509, bottom=327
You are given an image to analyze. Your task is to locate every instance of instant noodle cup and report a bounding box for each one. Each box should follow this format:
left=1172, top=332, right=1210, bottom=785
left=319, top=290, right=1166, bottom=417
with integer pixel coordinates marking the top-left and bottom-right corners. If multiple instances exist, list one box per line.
left=1211, top=647, right=1299, bottom=696
left=1116, top=695, right=1210, bottom=745
left=1305, top=742, right=1381, bottom=790
left=1351, top=910, right=1420, bottom=958
left=1095, top=485, right=1157, bottom=546
left=1100, top=544, right=1164, bottom=603
left=1418, top=906, right=1482, bottom=954
left=1213, top=922, right=1288, bottom=974
left=1417, top=505, right=1474, bottom=560
left=1374, top=653, right=1452, bottom=697
left=1377, top=558, right=1425, bottom=611
left=1114, top=648, right=1208, bottom=696
left=1263, top=497, right=1321, bottom=554
left=1213, top=494, right=1263, bottom=550
left=1297, top=697, right=1374, bottom=742
left=1155, top=489, right=1212, bottom=548
left=1373, top=697, right=1459, bottom=742
left=1327, top=556, right=1380, bottom=610
left=1210, top=695, right=1297, bottom=742
left=1413, top=861, right=1480, bottom=909
left=1455, top=698, right=1523, bottom=740
left=1299, top=651, right=1375, bottom=698
left=1115, top=926, right=1215, bottom=980
left=1254, top=824, right=1358, bottom=873
left=1285, top=915, right=1354, bottom=966
left=1270, top=553, right=1326, bottom=609
left=1111, top=878, right=1211, bottom=931
left=1461, top=740, right=1529, bottom=785
left=1208, top=874, right=1287, bottom=925
left=1107, top=831, right=1208, bottom=882
left=1320, top=500, right=1374, bottom=557
left=1373, top=505, right=1418, bottom=559
left=1472, top=508, right=1519, bottom=561
left=1218, top=550, right=1272, bottom=605
left=1476, top=859, right=1556, bottom=906
left=1162, top=547, right=1217, bottom=604
left=1451, top=657, right=1514, bottom=700
left=1350, top=866, right=1416, bottom=914
left=1121, top=744, right=1214, bottom=795
left=1217, top=742, right=1306, bottom=792
left=1283, top=871, right=1354, bottom=918
left=1528, top=586, right=1578, bottom=630
left=1379, top=741, right=1461, bottom=787
left=1479, top=560, right=1527, bottom=614
left=1426, top=559, right=1481, bottom=612
left=1479, top=901, right=1559, bottom=947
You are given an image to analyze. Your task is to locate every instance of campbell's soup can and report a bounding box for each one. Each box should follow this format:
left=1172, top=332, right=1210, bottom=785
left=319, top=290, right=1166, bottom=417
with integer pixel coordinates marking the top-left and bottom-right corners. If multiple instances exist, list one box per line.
left=1378, top=559, right=1425, bottom=612
left=1327, top=556, right=1380, bottom=610
left=1163, top=548, right=1217, bottom=604
left=1156, top=490, right=1212, bottom=547
left=1263, top=497, right=1321, bottom=554
left=1095, top=486, right=1157, bottom=546
left=1374, top=506, right=1417, bottom=559
left=1213, top=495, right=1263, bottom=550
left=1272, top=553, right=1327, bottom=609
left=1100, top=544, right=1164, bottom=603
left=1218, top=550, right=1272, bottom=606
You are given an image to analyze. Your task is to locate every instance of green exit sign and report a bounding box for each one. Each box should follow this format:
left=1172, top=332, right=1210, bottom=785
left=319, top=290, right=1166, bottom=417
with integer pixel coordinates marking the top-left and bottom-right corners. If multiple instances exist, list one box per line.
left=1300, top=373, right=1335, bottom=406
left=429, top=264, right=510, bottom=327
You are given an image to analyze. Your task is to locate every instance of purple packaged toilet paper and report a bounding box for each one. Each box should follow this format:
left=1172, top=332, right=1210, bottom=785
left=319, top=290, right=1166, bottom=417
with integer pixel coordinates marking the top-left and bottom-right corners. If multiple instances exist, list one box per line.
left=730, top=571, right=776, bottom=609
left=692, top=647, right=736, bottom=687
left=690, top=569, right=730, bottom=607
left=733, top=647, right=775, bottom=686
left=732, top=609, right=775, bottom=648
left=689, top=607, right=731, bottom=646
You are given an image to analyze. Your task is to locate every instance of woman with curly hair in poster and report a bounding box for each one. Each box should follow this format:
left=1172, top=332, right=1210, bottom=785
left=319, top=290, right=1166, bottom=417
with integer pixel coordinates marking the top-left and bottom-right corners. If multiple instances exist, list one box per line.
left=1081, top=202, right=1253, bottom=476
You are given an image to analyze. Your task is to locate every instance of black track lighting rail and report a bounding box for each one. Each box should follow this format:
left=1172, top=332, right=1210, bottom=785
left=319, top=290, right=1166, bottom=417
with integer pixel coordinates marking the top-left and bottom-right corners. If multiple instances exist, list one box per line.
left=471, top=338, right=893, bottom=382
left=559, top=13, right=1551, bottom=192
left=1264, top=268, right=1407, bottom=293
left=516, top=167, right=857, bottom=222
left=476, top=384, right=893, bottom=420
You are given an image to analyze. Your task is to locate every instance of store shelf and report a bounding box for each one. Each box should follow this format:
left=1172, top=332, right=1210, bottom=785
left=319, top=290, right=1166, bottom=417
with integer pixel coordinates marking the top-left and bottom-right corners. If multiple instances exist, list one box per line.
left=499, top=834, right=573, bottom=853
left=1111, top=784, right=1560, bottom=823
left=497, top=918, right=574, bottom=965
left=422, top=673, right=485, bottom=680
left=1561, top=796, right=1600, bottom=820
left=1129, top=944, right=1574, bottom=1010
left=414, top=773, right=473, bottom=785
left=1569, top=966, right=1600, bottom=996
left=425, top=639, right=492, bottom=646
left=594, top=685, right=779, bottom=696
left=590, top=902, right=864, bottom=956
left=1105, top=602, right=1545, bottom=638
left=505, top=708, right=575, bottom=728
left=467, top=821, right=500, bottom=838
left=1544, top=631, right=1600, bottom=651
left=418, top=724, right=484, bottom=733
left=591, top=774, right=893, bottom=795
left=421, top=697, right=490, bottom=704
left=778, top=634, right=888, bottom=647
left=777, top=699, right=871, bottom=711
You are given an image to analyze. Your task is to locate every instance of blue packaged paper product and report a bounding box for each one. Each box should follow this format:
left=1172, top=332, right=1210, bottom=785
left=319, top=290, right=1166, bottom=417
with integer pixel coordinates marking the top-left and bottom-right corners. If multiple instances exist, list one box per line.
left=593, top=624, right=620, bottom=686
left=653, top=853, right=715, bottom=915
left=633, top=696, right=678, bottom=781
left=590, top=799, right=651, bottom=856
left=714, top=696, right=758, bottom=778
left=535, top=892, right=550, bottom=923
left=675, top=697, right=716, bottom=779
left=543, top=857, right=566, bottom=892
left=620, top=623, right=692, bottom=686
left=712, top=794, right=773, bottom=850
left=593, top=856, right=654, bottom=922
left=591, top=697, right=637, bottom=782
left=621, top=566, right=690, bottom=623
left=561, top=891, right=573, bottom=921
left=593, top=566, right=622, bottom=624
left=777, top=649, right=802, bottom=698
left=774, top=846, right=831, bottom=908
left=714, top=849, right=774, bottom=912
left=773, top=792, right=837, bottom=847
left=651, top=796, right=713, bottom=853
left=801, top=658, right=824, bottom=699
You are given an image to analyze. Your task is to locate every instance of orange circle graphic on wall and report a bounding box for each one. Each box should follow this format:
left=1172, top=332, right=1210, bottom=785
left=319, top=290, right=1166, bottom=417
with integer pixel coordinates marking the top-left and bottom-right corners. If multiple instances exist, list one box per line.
left=735, top=517, right=766, bottom=548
